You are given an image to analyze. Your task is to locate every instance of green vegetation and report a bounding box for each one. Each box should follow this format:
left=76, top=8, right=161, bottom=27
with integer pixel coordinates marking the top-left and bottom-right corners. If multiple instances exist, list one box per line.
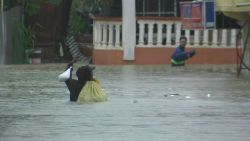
left=68, top=0, right=114, bottom=35
left=12, top=18, right=35, bottom=64
left=68, top=0, right=85, bottom=35
left=79, top=0, right=113, bottom=12
left=4, top=0, right=62, bottom=16
left=4, top=0, right=114, bottom=63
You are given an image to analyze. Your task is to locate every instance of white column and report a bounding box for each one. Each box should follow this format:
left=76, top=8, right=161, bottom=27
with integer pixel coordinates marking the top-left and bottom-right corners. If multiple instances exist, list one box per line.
left=194, top=30, right=200, bottom=46
left=102, top=24, right=108, bottom=48
left=185, top=29, right=190, bottom=46
left=221, top=29, right=227, bottom=47
left=108, top=24, right=114, bottom=48
left=175, top=22, right=181, bottom=45
left=115, top=23, right=121, bottom=48
left=97, top=23, right=102, bottom=48
left=138, top=21, right=145, bottom=46
left=148, top=22, right=154, bottom=46
left=122, top=0, right=136, bottom=60
left=230, top=29, right=237, bottom=47
left=94, top=22, right=101, bottom=48
left=96, top=23, right=102, bottom=48
left=212, top=29, right=218, bottom=47
left=93, top=21, right=97, bottom=47
left=203, top=29, right=209, bottom=46
left=157, top=22, right=163, bottom=46
left=166, top=22, right=172, bottom=46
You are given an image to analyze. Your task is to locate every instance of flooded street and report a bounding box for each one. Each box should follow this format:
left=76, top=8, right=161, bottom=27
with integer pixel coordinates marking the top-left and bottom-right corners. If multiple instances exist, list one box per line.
left=0, top=64, right=250, bottom=141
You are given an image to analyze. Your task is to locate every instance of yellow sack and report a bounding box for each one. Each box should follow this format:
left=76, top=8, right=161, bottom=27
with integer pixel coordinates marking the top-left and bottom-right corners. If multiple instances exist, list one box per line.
left=77, top=79, right=107, bottom=103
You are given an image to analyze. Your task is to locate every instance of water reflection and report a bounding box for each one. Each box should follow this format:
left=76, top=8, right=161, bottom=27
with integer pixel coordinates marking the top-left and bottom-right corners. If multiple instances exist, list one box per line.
left=0, top=64, right=250, bottom=141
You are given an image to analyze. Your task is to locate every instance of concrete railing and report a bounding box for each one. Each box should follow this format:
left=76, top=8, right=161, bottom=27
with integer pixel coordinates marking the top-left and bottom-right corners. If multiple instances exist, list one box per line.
left=93, top=17, right=122, bottom=49
left=93, top=17, right=240, bottom=49
left=137, top=17, right=239, bottom=48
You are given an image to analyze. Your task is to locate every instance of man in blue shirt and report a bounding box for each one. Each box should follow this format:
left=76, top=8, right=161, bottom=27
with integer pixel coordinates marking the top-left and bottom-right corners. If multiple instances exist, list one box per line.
left=171, top=36, right=196, bottom=66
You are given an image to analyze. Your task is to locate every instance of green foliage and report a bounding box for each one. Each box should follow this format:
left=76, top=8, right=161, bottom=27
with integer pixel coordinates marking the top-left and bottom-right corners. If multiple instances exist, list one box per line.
left=48, top=0, right=62, bottom=6
left=12, top=18, right=36, bottom=63
left=24, top=0, right=43, bottom=16
left=67, top=0, right=114, bottom=35
left=23, top=0, right=62, bottom=16
left=4, top=0, right=62, bottom=16
left=68, top=0, right=86, bottom=35
left=3, top=0, right=19, bottom=10
left=78, top=0, right=113, bottom=12
left=82, top=0, right=113, bottom=7
left=16, top=20, right=35, bottom=49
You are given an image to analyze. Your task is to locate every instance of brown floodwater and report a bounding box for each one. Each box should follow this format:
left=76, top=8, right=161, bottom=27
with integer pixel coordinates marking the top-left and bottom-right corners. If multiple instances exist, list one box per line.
left=0, top=64, right=250, bottom=141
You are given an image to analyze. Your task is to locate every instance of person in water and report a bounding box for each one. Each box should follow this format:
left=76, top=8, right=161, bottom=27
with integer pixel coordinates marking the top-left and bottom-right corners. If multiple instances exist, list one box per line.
left=64, top=59, right=95, bottom=101
left=60, top=59, right=107, bottom=102
left=171, top=36, right=196, bottom=66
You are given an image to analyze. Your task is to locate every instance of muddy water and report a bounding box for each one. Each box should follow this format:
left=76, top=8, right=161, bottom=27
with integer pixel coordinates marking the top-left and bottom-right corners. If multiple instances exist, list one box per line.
left=0, top=64, right=250, bottom=141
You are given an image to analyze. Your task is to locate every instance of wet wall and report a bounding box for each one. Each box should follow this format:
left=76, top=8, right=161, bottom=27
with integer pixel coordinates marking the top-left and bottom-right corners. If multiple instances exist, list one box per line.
left=0, top=6, right=22, bottom=64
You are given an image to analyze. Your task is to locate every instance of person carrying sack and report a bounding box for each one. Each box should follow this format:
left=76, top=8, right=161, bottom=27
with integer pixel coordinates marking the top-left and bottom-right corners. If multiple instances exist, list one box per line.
left=58, top=59, right=107, bottom=102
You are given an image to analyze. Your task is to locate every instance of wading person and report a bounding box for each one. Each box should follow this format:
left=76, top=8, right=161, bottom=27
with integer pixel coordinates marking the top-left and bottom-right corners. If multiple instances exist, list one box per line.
left=171, top=36, right=196, bottom=66
left=58, top=59, right=107, bottom=102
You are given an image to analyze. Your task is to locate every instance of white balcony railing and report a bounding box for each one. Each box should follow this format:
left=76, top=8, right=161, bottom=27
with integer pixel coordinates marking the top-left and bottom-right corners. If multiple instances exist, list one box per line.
left=93, top=17, right=240, bottom=49
left=93, top=18, right=122, bottom=49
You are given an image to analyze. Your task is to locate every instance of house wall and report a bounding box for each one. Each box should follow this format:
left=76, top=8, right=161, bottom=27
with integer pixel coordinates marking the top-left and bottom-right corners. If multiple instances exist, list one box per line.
left=93, top=47, right=238, bottom=65
left=91, top=1, right=243, bottom=67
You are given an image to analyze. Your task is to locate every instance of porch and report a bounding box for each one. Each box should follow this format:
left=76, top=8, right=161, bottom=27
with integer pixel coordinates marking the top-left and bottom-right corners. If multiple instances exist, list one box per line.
left=92, top=17, right=241, bottom=65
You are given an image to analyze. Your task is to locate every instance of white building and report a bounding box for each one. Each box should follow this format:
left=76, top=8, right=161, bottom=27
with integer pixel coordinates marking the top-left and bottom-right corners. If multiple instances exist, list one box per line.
left=91, top=0, right=241, bottom=65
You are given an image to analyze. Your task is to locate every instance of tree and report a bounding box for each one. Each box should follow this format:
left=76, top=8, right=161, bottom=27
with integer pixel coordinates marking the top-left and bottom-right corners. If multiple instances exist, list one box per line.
left=5, top=0, right=114, bottom=63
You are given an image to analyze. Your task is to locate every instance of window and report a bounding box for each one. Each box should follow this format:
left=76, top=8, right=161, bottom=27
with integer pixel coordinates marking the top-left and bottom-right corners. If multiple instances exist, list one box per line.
left=136, top=0, right=178, bottom=16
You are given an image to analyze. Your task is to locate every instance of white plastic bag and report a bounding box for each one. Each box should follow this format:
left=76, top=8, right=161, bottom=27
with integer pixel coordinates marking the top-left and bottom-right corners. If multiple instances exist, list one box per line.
left=58, top=67, right=72, bottom=82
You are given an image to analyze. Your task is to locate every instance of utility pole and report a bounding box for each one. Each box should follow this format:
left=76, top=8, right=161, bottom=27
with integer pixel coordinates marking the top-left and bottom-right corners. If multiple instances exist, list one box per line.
left=0, top=0, right=5, bottom=64
left=1, top=0, right=4, bottom=46
left=1, top=0, right=3, bottom=46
